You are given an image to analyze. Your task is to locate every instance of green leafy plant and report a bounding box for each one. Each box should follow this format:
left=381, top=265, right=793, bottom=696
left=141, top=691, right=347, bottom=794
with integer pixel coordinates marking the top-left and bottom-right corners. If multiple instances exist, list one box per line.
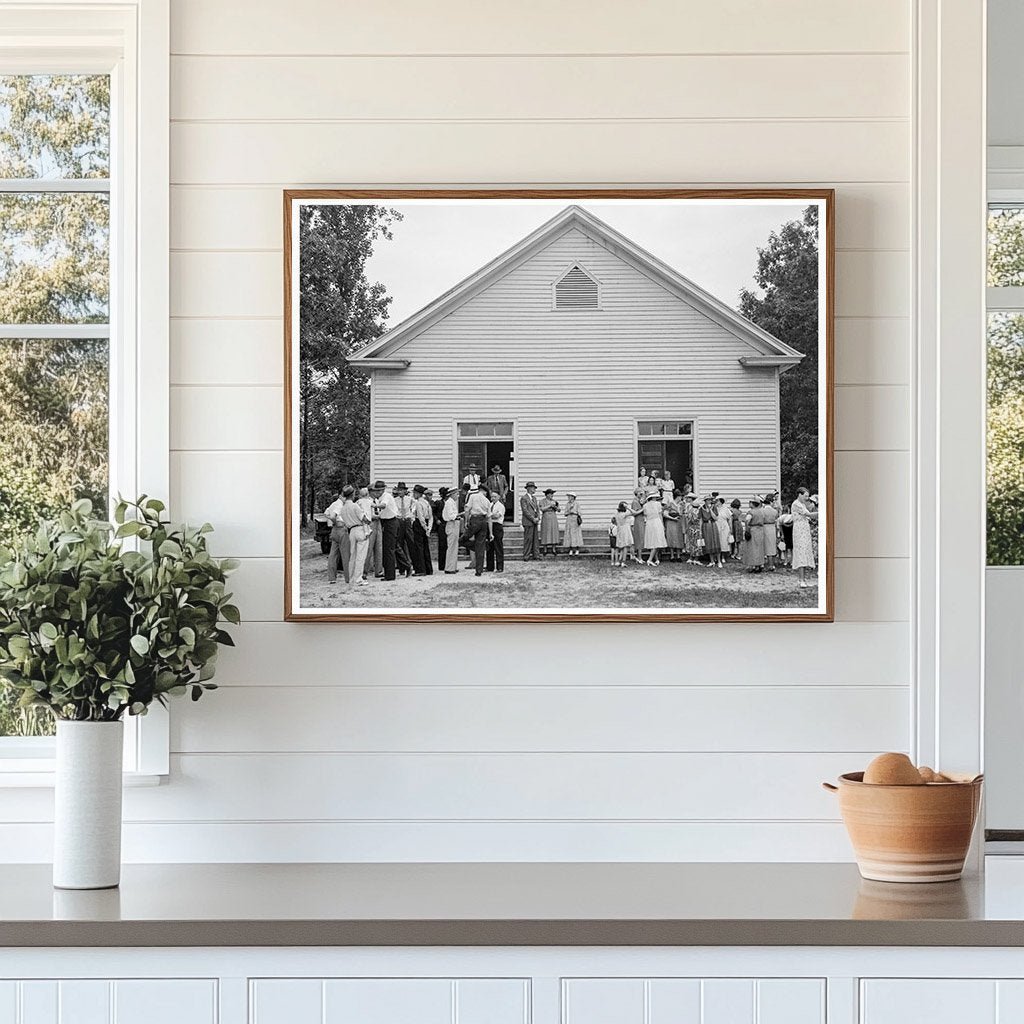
left=0, top=496, right=239, bottom=722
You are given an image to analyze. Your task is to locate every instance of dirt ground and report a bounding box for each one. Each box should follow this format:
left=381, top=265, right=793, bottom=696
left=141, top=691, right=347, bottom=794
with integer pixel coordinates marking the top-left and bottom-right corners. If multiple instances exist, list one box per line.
left=298, top=535, right=819, bottom=611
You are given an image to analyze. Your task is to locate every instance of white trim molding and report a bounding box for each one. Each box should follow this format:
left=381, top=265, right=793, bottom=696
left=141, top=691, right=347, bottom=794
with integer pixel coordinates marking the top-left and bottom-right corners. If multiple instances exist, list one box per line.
left=914, top=0, right=987, bottom=780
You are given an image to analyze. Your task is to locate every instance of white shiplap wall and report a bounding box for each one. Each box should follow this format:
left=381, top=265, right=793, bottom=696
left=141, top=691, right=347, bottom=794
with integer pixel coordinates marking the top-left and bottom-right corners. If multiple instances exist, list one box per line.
left=4, top=0, right=915, bottom=862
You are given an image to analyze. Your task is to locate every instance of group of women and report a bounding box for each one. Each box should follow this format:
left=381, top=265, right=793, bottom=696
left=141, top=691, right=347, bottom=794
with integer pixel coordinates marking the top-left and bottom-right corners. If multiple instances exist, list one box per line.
left=609, top=483, right=820, bottom=586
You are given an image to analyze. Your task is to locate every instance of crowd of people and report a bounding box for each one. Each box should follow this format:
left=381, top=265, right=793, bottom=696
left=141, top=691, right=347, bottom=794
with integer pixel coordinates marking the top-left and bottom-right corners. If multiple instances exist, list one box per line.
left=316, top=463, right=819, bottom=591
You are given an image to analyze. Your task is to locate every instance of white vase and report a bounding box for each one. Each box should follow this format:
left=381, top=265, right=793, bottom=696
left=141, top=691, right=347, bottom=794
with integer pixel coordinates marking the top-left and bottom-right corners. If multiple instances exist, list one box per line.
left=53, top=720, right=124, bottom=890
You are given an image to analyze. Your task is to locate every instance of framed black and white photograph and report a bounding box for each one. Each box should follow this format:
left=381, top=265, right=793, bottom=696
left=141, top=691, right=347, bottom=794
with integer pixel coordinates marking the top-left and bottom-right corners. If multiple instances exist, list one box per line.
left=284, top=189, right=834, bottom=622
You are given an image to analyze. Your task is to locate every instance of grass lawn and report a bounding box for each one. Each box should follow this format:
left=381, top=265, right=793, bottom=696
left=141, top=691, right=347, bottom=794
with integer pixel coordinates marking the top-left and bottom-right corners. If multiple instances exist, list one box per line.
left=298, top=536, right=819, bottom=611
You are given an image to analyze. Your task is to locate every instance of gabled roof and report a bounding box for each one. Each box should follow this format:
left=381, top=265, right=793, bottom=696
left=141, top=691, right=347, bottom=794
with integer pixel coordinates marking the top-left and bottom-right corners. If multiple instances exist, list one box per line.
left=348, top=205, right=804, bottom=371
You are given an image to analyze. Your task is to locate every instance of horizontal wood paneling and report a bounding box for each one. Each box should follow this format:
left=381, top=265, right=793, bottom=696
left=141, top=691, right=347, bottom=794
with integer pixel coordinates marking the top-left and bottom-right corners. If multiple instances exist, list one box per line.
left=171, top=385, right=281, bottom=450
left=170, top=451, right=282, bottom=557
left=0, top=820, right=856, bottom=862
left=170, top=319, right=283, bottom=386
left=170, top=183, right=909, bottom=251
left=834, top=385, right=910, bottom=451
left=170, top=0, right=910, bottom=56
left=171, top=54, right=908, bottom=121
left=232, top=556, right=909, bottom=623
left=834, top=319, right=910, bottom=385
left=209, top=621, right=910, bottom=687
left=117, top=751, right=859, bottom=821
left=833, top=452, right=910, bottom=558
left=50, top=0, right=915, bottom=865
left=170, top=684, right=909, bottom=754
left=170, top=121, right=909, bottom=186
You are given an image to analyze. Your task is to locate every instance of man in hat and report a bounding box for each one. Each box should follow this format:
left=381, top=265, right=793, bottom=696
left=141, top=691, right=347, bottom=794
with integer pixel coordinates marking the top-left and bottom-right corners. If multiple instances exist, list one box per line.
left=463, top=480, right=492, bottom=576
left=369, top=480, right=399, bottom=581
left=520, top=481, right=541, bottom=561
left=432, top=487, right=449, bottom=571
left=393, top=482, right=415, bottom=578
left=486, top=485, right=506, bottom=572
left=441, top=485, right=462, bottom=573
left=485, top=463, right=509, bottom=506
left=411, top=485, right=433, bottom=576
left=462, top=463, right=481, bottom=489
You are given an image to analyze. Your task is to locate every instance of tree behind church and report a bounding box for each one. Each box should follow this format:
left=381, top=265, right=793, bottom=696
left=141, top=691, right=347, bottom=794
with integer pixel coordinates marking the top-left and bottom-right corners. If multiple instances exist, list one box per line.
left=739, top=206, right=820, bottom=502
left=297, top=205, right=401, bottom=521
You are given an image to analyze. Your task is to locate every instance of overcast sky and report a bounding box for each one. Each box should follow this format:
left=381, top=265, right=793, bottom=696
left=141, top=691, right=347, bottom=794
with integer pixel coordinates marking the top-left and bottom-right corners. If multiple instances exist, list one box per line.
left=357, top=199, right=813, bottom=329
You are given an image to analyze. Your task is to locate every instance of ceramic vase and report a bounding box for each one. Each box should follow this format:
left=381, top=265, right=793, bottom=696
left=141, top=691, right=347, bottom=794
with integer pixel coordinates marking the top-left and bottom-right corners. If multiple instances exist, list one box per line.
left=53, top=720, right=124, bottom=890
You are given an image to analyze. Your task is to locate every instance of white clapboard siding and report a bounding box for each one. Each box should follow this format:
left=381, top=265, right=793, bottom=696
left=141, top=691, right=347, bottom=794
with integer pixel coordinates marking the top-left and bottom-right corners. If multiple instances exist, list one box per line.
left=208, top=621, right=910, bottom=687
left=113, top=752, right=862, bottom=821
left=228, top=556, right=909, bottom=623
left=171, top=54, right=908, bottom=121
left=170, top=685, right=909, bottom=754
left=170, top=0, right=909, bottom=55
left=170, top=121, right=909, bottom=186
left=834, top=319, right=910, bottom=385
left=170, top=319, right=284, bottom=386
left=169, top=183, right=909, bottom=252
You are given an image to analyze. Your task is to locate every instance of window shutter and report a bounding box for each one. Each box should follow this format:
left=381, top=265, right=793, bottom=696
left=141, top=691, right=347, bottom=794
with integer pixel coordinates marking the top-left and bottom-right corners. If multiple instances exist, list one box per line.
left=555, top=266, right=598, bottom=309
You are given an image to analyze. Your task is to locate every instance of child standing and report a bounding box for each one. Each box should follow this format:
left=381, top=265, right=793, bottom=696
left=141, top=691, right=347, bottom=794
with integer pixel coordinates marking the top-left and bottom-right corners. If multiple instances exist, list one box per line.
left=608, top=515, right=617, bottom=564
left=613, top=502, right=635, bottom=567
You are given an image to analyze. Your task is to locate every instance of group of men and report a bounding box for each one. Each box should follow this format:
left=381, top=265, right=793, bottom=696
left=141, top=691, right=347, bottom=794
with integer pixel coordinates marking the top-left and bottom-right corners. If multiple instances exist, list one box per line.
left=321, top=463, right=511, bottom=588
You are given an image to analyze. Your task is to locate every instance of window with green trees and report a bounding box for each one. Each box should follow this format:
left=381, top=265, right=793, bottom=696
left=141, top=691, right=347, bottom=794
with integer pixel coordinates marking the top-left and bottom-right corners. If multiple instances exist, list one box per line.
left=988, top=206, right=1024, bottom=566
left=0, top=74, right=110, bottom=737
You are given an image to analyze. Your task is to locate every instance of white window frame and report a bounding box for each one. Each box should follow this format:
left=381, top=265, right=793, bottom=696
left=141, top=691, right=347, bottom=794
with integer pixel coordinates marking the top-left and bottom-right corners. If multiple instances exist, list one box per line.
left=0, top=0, right=169, bottom=784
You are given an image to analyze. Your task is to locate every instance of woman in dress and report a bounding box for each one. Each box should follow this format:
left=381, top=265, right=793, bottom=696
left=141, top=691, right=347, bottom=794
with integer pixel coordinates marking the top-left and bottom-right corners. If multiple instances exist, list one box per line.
left=642, top=491, right=668, bottom=565
left=700, top=494, right=724, bottom=568
left=762, top=491, right=779, bottom=572
left=630, top=488, right=647, bottom=563
left=613, top=501, right=635, bottom=567
left=539, top=488, right=560, bottom=556
left=741, top=496, right=767, bottom=573
left=715, top=496, right=732, bottom=559
left=663, top=488, right=684, bottom=561
left=729, top=498, right=743, bottom=560
left=562, top=491, right=583, bottom=557
left=791, top=486, right=818, bottom=587
left=683, top=491, right=702, bottom=564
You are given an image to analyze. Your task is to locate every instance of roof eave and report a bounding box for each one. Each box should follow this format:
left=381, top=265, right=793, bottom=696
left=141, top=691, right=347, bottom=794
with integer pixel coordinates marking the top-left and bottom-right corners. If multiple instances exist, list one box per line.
left=347, top=357, right=410, bottom=370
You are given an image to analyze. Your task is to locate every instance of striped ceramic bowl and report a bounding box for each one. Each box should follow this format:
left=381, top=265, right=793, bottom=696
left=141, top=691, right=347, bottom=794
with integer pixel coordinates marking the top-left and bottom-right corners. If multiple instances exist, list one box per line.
left=823, top=772, right=983, bottom=883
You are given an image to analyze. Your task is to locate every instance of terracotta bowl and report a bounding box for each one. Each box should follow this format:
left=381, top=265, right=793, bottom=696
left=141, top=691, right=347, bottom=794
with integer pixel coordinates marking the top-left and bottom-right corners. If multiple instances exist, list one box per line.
left=823, top=771, right=983, bottom=883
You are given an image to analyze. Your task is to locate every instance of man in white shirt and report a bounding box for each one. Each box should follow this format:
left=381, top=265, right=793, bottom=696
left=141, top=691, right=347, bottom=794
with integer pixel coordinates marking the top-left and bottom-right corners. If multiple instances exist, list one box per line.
left=369, top=479, right=399, bottom=581
left=462, top=464, right=481, bottom=489
left=463, top=484, right=492, bottom=577
left=486, top=490, right=506, bottom=573
left=442, top=486, right=462, bottom=573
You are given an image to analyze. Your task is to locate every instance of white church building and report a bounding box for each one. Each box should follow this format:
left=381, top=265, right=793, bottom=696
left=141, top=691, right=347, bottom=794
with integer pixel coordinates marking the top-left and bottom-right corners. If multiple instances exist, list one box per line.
left=348, top=205, right=804, bottom=522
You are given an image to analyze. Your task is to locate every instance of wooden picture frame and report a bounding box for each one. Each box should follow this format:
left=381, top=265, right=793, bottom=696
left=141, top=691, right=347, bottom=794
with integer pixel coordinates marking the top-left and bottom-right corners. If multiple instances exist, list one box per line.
left=284, top=188, right=834, bottom=622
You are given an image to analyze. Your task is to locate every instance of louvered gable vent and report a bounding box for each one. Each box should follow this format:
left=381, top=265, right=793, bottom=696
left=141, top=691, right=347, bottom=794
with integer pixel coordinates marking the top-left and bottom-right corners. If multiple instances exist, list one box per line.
left=555, top=265, right=599, bottom=310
